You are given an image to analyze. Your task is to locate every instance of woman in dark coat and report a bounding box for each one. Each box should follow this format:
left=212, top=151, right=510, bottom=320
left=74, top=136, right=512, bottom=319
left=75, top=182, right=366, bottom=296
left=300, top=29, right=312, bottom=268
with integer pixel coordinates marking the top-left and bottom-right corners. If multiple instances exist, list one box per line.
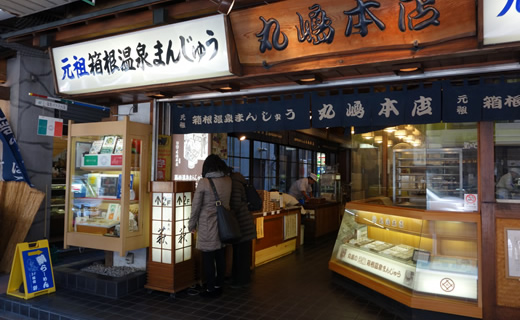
left=229, top=170, right=257, bottom=288
left=189, top=154, right=232, bottom=297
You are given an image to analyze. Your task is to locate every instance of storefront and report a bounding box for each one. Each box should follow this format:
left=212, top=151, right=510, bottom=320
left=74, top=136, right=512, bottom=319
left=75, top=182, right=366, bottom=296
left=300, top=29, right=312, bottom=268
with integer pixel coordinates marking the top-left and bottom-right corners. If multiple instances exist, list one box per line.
left=2, top=0, right=520, bottom=318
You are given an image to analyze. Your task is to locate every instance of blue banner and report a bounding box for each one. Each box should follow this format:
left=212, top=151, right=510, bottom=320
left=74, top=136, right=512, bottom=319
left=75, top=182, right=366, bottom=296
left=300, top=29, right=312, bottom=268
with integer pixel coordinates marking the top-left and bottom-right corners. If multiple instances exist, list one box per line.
left=368, top=88, right=406, bottom=127
left=0, top=109, right=31, bottom=184
left=171, top=94, right=311, bottom=134
left=311, top=92, right=344, bottom=128
left=442, top=80, right=482, bottom=123
left=169, top=80, right=520, bottom=134
left=404, top=82, right=442, bottom=124
left=480, top=80, right=520, bottom=121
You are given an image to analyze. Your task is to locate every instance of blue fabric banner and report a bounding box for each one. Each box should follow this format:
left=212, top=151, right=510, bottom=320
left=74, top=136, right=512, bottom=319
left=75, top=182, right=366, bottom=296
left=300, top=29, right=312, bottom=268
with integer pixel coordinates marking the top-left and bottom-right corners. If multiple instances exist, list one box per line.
left=368, top=88, right=406, bottom=127
left=480, top=80, right=520, bottom=121
left=311, top=92, right=344, bottom=128
left=169, top=80, right=520, bottom=134
left=404, top=82, right=442, bottom=124
left=343, top=90, right=372, bottom=128
left=0, top=109, right=31, bottom=184
left=171, top=94, right=311, bottom=134
left=442, top=80, right=482, bottom=123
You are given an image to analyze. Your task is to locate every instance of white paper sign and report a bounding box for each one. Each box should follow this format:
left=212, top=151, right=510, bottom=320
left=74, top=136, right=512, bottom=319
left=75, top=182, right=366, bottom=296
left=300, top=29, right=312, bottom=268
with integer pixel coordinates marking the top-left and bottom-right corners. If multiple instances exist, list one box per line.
left=483, top=0, right=520, bottom=45
left=35, top=99, right=68, bottom=111
left=51, top=14, right=232, bottom=95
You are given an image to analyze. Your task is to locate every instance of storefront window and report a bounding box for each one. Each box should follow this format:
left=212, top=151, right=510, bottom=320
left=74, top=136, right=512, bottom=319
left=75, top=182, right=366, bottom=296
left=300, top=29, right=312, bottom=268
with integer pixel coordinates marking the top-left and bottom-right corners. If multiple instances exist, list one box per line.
left=495, top=121, right=520, bottom=202
left=279, top=146, right=298, bottom=192
left=226, top=136, right=250, bottom=179
left=351, top=123, right=478, bottom=211
left=252, top=141, right=277, bottom=191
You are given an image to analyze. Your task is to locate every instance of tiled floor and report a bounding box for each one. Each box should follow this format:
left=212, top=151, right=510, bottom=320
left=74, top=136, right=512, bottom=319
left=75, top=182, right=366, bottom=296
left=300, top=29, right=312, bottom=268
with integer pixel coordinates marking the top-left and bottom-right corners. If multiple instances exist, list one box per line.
left=1, top=236, right=479, bottom=320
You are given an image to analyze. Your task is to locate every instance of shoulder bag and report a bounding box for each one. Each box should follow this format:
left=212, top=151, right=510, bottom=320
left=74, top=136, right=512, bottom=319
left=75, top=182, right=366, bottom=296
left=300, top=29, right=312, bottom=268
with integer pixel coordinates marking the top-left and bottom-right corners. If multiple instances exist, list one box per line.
left=208, top=178, right=241, bottom=243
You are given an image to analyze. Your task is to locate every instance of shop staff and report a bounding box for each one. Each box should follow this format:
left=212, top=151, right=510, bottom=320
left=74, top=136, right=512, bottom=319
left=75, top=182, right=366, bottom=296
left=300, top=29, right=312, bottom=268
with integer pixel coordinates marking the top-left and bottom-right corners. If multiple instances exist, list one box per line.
left=496, top=168, right=520, bottom=199
left=288, top=173, right=317, bottom=204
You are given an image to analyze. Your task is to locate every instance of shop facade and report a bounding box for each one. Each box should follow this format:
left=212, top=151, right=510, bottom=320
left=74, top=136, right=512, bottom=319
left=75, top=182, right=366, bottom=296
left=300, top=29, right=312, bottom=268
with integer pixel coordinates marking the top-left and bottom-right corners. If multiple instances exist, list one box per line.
left=1, top=0, right=520, bottom=318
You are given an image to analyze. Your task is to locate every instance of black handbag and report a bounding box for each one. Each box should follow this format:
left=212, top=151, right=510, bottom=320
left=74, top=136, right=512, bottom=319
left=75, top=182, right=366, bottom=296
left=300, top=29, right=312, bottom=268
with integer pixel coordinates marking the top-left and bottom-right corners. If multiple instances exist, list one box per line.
left=208, top=178, right=241, bottom=243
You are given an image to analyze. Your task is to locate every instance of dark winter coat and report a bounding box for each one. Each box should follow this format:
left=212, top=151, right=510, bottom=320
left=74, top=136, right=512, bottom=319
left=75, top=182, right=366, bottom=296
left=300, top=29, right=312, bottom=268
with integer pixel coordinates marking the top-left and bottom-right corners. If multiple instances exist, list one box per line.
left=230, top=172, right=257, bottom=243
left=188, top=171, right=232, bottom=252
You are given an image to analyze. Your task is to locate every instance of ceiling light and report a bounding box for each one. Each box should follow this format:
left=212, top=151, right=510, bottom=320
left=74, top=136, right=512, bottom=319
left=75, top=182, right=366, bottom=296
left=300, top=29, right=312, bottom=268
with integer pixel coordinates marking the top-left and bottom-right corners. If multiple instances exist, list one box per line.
left=292, top=74, right=323, bottom=85
left=239, top=135, right=246, bottom=141
left=384, top=126, right=396, bottom=133
left=362, top=132, right=374, bottom=139
left=374, top=136, right=383, bottom=143
left=395, top=129, right=407, bottom=138
left=146, top=92, right=167, bottom=99
left=211, top=83, right=240, bottom=92
left=393, top=63, right=423, bottom=76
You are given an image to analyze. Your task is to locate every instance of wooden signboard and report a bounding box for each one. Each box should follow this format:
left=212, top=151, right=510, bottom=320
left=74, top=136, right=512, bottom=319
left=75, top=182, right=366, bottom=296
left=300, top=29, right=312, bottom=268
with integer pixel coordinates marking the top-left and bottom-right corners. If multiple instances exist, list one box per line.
left=7, top=240, right=56, bottom=300
left=230, top=0, right=476, bottom=66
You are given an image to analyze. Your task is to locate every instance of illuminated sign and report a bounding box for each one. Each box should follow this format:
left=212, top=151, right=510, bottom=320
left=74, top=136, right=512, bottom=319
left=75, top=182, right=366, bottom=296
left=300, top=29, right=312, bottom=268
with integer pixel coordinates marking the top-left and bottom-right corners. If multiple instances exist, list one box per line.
left=51, top=14, right=232, bottom=95
left=483, top=0, right=520, bottom=45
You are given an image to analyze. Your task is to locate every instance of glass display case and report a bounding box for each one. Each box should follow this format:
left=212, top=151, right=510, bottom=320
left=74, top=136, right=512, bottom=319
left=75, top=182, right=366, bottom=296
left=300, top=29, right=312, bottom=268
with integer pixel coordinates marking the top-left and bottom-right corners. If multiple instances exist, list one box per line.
left=329, top=201, right=481, bottom=318
left=64, top=117, right=151, bottom=255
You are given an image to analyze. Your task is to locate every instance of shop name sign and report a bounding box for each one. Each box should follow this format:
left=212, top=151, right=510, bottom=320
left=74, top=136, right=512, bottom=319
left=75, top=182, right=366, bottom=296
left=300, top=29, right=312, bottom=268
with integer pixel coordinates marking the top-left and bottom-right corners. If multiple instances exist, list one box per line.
left=51, top=14, right=233, bottom=95
left=231, top=0, right=475, bottom=66
left=483, top=0, right=520, bottom=45
left=170, top=94, right=311, bottom=134
left=336, top=244, right=416, bottom=289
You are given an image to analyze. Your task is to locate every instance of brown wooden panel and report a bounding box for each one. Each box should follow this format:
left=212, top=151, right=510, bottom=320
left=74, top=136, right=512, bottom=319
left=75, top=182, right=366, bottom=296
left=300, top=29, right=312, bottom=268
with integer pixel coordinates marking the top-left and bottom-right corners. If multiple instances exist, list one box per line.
left=230, top=0, right=476, bottom=66
left=146, top=262, right=174, bottom=290
left=496, top=219, right=520, bottom=308
left=255, top=215, right=284, bottom=250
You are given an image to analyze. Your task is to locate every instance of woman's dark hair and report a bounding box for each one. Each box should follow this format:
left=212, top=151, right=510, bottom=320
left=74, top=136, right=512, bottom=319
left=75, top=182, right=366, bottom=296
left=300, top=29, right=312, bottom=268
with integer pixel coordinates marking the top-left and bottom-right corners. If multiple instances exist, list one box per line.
left=202, top=154, right=229, bottom=177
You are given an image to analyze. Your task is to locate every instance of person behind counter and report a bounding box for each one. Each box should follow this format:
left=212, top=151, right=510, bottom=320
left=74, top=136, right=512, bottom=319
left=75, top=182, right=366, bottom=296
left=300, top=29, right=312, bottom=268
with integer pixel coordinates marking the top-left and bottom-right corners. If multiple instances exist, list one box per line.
left=288, top=173, right=317, bottom=204
left=188, top=154, right=231, bottom=298
left=496, top=168, right=520, bottom=199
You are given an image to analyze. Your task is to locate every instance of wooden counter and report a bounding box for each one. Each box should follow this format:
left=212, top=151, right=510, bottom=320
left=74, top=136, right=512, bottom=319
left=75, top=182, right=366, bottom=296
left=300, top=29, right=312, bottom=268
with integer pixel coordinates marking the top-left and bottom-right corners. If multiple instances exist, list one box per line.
left=303, top=201, right=342, bottom=241
left=252, top=207, right=301, bottom=266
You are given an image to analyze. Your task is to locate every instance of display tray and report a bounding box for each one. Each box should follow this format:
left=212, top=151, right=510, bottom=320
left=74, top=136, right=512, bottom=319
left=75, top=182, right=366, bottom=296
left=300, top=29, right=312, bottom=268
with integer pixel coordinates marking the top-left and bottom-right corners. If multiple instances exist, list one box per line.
left=76, top=219, right=119, bottom=234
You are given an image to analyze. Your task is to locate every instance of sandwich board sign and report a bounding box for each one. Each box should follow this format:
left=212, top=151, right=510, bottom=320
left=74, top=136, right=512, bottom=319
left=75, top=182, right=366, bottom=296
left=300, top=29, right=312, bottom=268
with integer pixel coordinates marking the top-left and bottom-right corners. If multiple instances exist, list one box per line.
left=7, top=240, right=55, bottom=299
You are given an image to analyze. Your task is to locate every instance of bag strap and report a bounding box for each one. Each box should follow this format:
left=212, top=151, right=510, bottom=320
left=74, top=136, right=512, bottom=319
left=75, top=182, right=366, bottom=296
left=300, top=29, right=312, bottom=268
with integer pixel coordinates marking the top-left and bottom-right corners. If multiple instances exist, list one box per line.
left=207, top=178, right=222, bottom=207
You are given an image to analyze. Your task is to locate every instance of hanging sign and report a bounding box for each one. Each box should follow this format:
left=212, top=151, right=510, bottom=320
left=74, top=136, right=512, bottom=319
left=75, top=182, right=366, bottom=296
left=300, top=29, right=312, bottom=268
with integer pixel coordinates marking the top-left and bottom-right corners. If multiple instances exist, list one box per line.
left=170, top=93, right=311, bottom=134
left=7, top=240, right=56, bottom=300
left=37, top=116, right=63, bottom=137
left=231, top=0, right=475, bottom=66
left=483, top=0, right=520, bottom=45
left=51, top=14, right=234, bottom=95
left=35, top=99, right=67, bottom=111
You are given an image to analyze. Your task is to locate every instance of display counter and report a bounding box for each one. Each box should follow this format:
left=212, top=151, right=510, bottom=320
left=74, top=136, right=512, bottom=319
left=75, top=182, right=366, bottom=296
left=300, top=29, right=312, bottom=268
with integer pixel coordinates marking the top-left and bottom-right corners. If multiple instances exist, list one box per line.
left=303, top=201, right=342, bottom=241
left=252, top=207, right=301, bottom=266
left=329, top=200, right=482, bottom=319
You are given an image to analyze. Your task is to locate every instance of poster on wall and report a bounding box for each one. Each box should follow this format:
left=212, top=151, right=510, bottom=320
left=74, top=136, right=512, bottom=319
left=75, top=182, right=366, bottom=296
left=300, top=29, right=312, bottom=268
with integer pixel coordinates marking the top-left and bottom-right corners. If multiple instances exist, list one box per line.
left=172, top=133, right=209, bottom=181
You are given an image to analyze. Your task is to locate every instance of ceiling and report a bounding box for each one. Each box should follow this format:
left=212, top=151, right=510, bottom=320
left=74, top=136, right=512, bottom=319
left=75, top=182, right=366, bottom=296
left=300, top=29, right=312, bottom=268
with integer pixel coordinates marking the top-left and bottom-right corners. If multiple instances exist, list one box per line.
left=0, top=0, right=79, bottom=18
left=0, top=0, right=520, bottom=108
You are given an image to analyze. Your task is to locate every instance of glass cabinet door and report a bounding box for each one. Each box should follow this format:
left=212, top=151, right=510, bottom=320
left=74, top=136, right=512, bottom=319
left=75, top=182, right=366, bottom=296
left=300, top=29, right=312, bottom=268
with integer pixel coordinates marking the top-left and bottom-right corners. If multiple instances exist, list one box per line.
left=68, top=134, right=137, bottom=236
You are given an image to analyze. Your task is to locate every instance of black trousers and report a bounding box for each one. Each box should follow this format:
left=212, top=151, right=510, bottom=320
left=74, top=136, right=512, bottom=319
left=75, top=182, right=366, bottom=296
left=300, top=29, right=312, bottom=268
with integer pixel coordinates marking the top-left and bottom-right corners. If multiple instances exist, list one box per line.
left=232, top=240, right=252, bottom=286
left=201, top=247, right=226, bottom=291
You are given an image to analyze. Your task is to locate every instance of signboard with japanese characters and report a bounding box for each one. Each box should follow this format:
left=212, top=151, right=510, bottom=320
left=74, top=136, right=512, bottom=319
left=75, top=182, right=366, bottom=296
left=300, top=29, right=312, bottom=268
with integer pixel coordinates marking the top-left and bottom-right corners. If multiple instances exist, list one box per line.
left=483, top=0, right=520, bottom=45
left=230, top=0, right=475, bottom=67
left=51, top=14, right=234, bottom=95
left=7, top=240, right=56, bottom=300
left=170, top=93, right=310, bottom=134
